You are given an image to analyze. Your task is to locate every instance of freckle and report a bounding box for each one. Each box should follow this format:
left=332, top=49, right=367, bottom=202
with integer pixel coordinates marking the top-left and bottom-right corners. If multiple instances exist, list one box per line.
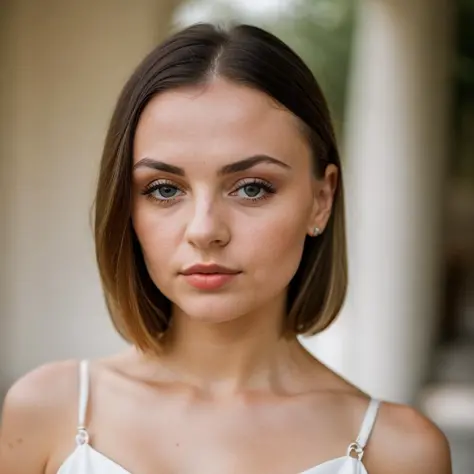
left=176, top=443, right=180, bottom=447
left=16, top=438, right=23, bottom=444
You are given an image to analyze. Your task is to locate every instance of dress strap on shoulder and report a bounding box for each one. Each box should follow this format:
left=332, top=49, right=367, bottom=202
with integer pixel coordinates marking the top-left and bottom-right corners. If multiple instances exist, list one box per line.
left=76, top=360, right=90, bottom=446
left=78, top=360, right=90, bottom=428
left=356, top=398, right=381, bottom=449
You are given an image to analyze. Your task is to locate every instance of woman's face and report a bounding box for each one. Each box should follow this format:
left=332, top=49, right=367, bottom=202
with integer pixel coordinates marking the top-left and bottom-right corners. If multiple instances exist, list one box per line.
left=132, top=79, right=336, bottom=324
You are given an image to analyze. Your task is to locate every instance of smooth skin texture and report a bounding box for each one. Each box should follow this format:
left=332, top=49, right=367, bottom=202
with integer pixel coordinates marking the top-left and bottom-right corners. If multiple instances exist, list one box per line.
left=0, top=79, right=451, bottom=474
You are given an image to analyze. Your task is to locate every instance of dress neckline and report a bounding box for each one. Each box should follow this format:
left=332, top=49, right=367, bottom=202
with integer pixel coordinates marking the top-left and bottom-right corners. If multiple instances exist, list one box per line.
left=58, top=443, right=367, bottom=474
left=56, top=360, right=379, bottom=474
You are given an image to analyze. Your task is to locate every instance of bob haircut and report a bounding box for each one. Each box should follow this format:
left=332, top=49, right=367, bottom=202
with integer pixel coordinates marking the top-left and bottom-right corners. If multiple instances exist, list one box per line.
left=94, top=23, right=348, bottom=353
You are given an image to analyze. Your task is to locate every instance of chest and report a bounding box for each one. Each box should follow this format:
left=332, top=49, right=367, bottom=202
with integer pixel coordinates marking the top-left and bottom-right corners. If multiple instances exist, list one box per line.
left=51, top=395, right=353, bottom=474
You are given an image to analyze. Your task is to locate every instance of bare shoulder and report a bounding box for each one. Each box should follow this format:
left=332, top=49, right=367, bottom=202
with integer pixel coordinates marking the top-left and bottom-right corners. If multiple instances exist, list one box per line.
left=368, top=401, right=452, bottom=474
left=305, top=362, right=451, bottom=473
left=0, top=360, right=80, bottom=473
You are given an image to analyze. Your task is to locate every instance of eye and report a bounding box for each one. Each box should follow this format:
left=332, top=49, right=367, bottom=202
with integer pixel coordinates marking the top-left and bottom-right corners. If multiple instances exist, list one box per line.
left=154, top=184, right=180, bottom=199
left=237, top=183, right=265, bottom=199
left=230, top=178, right=276, bottom=201
left=142, top=180, right=184, bottom=202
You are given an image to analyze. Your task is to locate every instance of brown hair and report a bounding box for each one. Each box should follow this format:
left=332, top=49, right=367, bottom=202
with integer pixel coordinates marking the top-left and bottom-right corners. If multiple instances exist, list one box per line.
left=94, top=23, right=348, bottom=353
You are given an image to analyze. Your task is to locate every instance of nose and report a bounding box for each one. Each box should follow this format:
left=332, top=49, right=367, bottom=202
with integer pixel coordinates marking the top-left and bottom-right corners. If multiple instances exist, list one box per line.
left=184, top=197, right=231, bottom=249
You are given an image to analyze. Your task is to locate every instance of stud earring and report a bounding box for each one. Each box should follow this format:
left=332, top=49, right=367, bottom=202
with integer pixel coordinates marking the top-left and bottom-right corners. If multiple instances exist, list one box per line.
left=312, top=226, right=321, bottom=237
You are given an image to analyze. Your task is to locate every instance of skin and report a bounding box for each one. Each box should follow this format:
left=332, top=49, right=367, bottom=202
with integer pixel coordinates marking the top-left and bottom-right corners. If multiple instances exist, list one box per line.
left=0, top=79, right=451, bottom=474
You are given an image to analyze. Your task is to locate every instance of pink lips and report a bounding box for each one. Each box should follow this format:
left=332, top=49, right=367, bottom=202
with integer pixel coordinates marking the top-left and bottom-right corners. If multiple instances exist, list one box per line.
left=180, top=264, right=241, bottom=290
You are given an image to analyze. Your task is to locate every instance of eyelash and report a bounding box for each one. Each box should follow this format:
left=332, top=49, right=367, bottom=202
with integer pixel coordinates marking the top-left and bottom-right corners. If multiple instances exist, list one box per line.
left=141, top=178, right=276, bottom=205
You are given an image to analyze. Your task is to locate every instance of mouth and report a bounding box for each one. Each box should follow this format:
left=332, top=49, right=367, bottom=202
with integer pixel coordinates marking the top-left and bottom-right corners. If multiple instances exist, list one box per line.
left=179, top=264, right=241, bottom=290
left=181, top=263, right=240, bottom=275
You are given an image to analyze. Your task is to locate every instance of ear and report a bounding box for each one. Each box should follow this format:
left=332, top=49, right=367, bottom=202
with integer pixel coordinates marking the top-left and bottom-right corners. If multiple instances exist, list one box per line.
left=308, top=164, right=338, bottom=237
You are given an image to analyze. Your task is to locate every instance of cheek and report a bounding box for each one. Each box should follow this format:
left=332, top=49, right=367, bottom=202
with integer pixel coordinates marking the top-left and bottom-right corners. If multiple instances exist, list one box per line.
left=240, top=208, right=309, bottom=285
left=132, top=204, right=179, bottom=274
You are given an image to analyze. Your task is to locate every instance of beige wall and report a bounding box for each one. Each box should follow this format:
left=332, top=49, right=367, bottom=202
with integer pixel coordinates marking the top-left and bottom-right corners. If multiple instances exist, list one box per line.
left=0, top=0, right=180, bottom=399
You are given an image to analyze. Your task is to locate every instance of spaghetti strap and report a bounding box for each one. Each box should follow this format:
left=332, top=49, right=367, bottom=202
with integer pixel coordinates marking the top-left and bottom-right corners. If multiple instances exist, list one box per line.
left=76, top=360, right=90, bottom=445
left=356, top=398, right=381, bottom=449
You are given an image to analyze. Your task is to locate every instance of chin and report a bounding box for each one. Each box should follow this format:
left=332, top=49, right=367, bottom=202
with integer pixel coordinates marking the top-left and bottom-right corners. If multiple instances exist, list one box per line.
left=172, top=293, right=253, bottom=324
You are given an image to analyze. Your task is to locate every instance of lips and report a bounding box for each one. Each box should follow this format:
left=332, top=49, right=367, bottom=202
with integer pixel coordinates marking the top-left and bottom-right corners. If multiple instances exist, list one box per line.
left=181, top=263, right=240, bottom=276
left=180, top=264, right=241, bottom=290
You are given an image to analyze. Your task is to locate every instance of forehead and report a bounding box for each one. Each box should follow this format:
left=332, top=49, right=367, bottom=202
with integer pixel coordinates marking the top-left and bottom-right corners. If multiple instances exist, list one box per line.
left=133, top=79, right=311, bottom=168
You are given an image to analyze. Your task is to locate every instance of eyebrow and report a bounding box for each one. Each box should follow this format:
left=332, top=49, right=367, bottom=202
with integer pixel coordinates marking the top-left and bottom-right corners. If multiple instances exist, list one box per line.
left=133, top=154, right=291, bottom=176
left=133, top=158, right=185, bottom=176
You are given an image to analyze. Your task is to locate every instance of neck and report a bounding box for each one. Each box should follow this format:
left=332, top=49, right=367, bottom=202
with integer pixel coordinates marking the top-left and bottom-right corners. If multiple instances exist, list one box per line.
left=141, top=296, right=307, bottom=394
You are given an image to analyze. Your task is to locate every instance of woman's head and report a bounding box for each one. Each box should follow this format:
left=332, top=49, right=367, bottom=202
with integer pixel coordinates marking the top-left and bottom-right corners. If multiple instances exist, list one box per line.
left=95, top=23, right=347, bottom=353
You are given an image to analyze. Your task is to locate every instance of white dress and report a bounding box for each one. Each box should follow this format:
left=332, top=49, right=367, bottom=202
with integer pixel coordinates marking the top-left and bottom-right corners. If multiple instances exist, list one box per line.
left=57, top=361, right=381, bottom=474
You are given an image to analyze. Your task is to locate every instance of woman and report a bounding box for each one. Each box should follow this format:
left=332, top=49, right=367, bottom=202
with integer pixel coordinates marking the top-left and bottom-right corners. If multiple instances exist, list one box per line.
left=1, top=23, right=451, bottom=474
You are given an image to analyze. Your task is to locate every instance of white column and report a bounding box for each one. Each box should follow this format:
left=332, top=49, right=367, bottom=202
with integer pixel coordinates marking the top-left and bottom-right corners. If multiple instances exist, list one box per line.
left=342, top=0, right=454, bottom=403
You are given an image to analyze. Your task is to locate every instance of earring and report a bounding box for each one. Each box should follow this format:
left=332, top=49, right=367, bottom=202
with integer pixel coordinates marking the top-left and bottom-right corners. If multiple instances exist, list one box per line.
left=312, top=226, right=321, bottom=237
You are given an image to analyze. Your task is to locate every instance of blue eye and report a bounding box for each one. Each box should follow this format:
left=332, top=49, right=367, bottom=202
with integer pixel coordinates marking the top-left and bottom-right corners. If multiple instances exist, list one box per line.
left=231, top=179, right=276, bottom=201
left=143, top=180, right=184, bottom=202
left=154, top=184, right=180, bottom=199
left=236, top=184, right=266, bottom=199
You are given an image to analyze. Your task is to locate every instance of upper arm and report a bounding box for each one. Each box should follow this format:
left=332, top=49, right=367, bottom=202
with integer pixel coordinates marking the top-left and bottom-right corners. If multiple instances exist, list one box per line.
left=369, top=403, right=452, bottom=474
left=0, top=361, right=78, bottom=474
left=397, top=411, right=451, bottom=474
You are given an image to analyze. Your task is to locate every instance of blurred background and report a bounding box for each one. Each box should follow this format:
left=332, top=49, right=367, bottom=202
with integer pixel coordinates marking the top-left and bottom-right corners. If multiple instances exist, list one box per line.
left=0, top=0, right=473, bottom=471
